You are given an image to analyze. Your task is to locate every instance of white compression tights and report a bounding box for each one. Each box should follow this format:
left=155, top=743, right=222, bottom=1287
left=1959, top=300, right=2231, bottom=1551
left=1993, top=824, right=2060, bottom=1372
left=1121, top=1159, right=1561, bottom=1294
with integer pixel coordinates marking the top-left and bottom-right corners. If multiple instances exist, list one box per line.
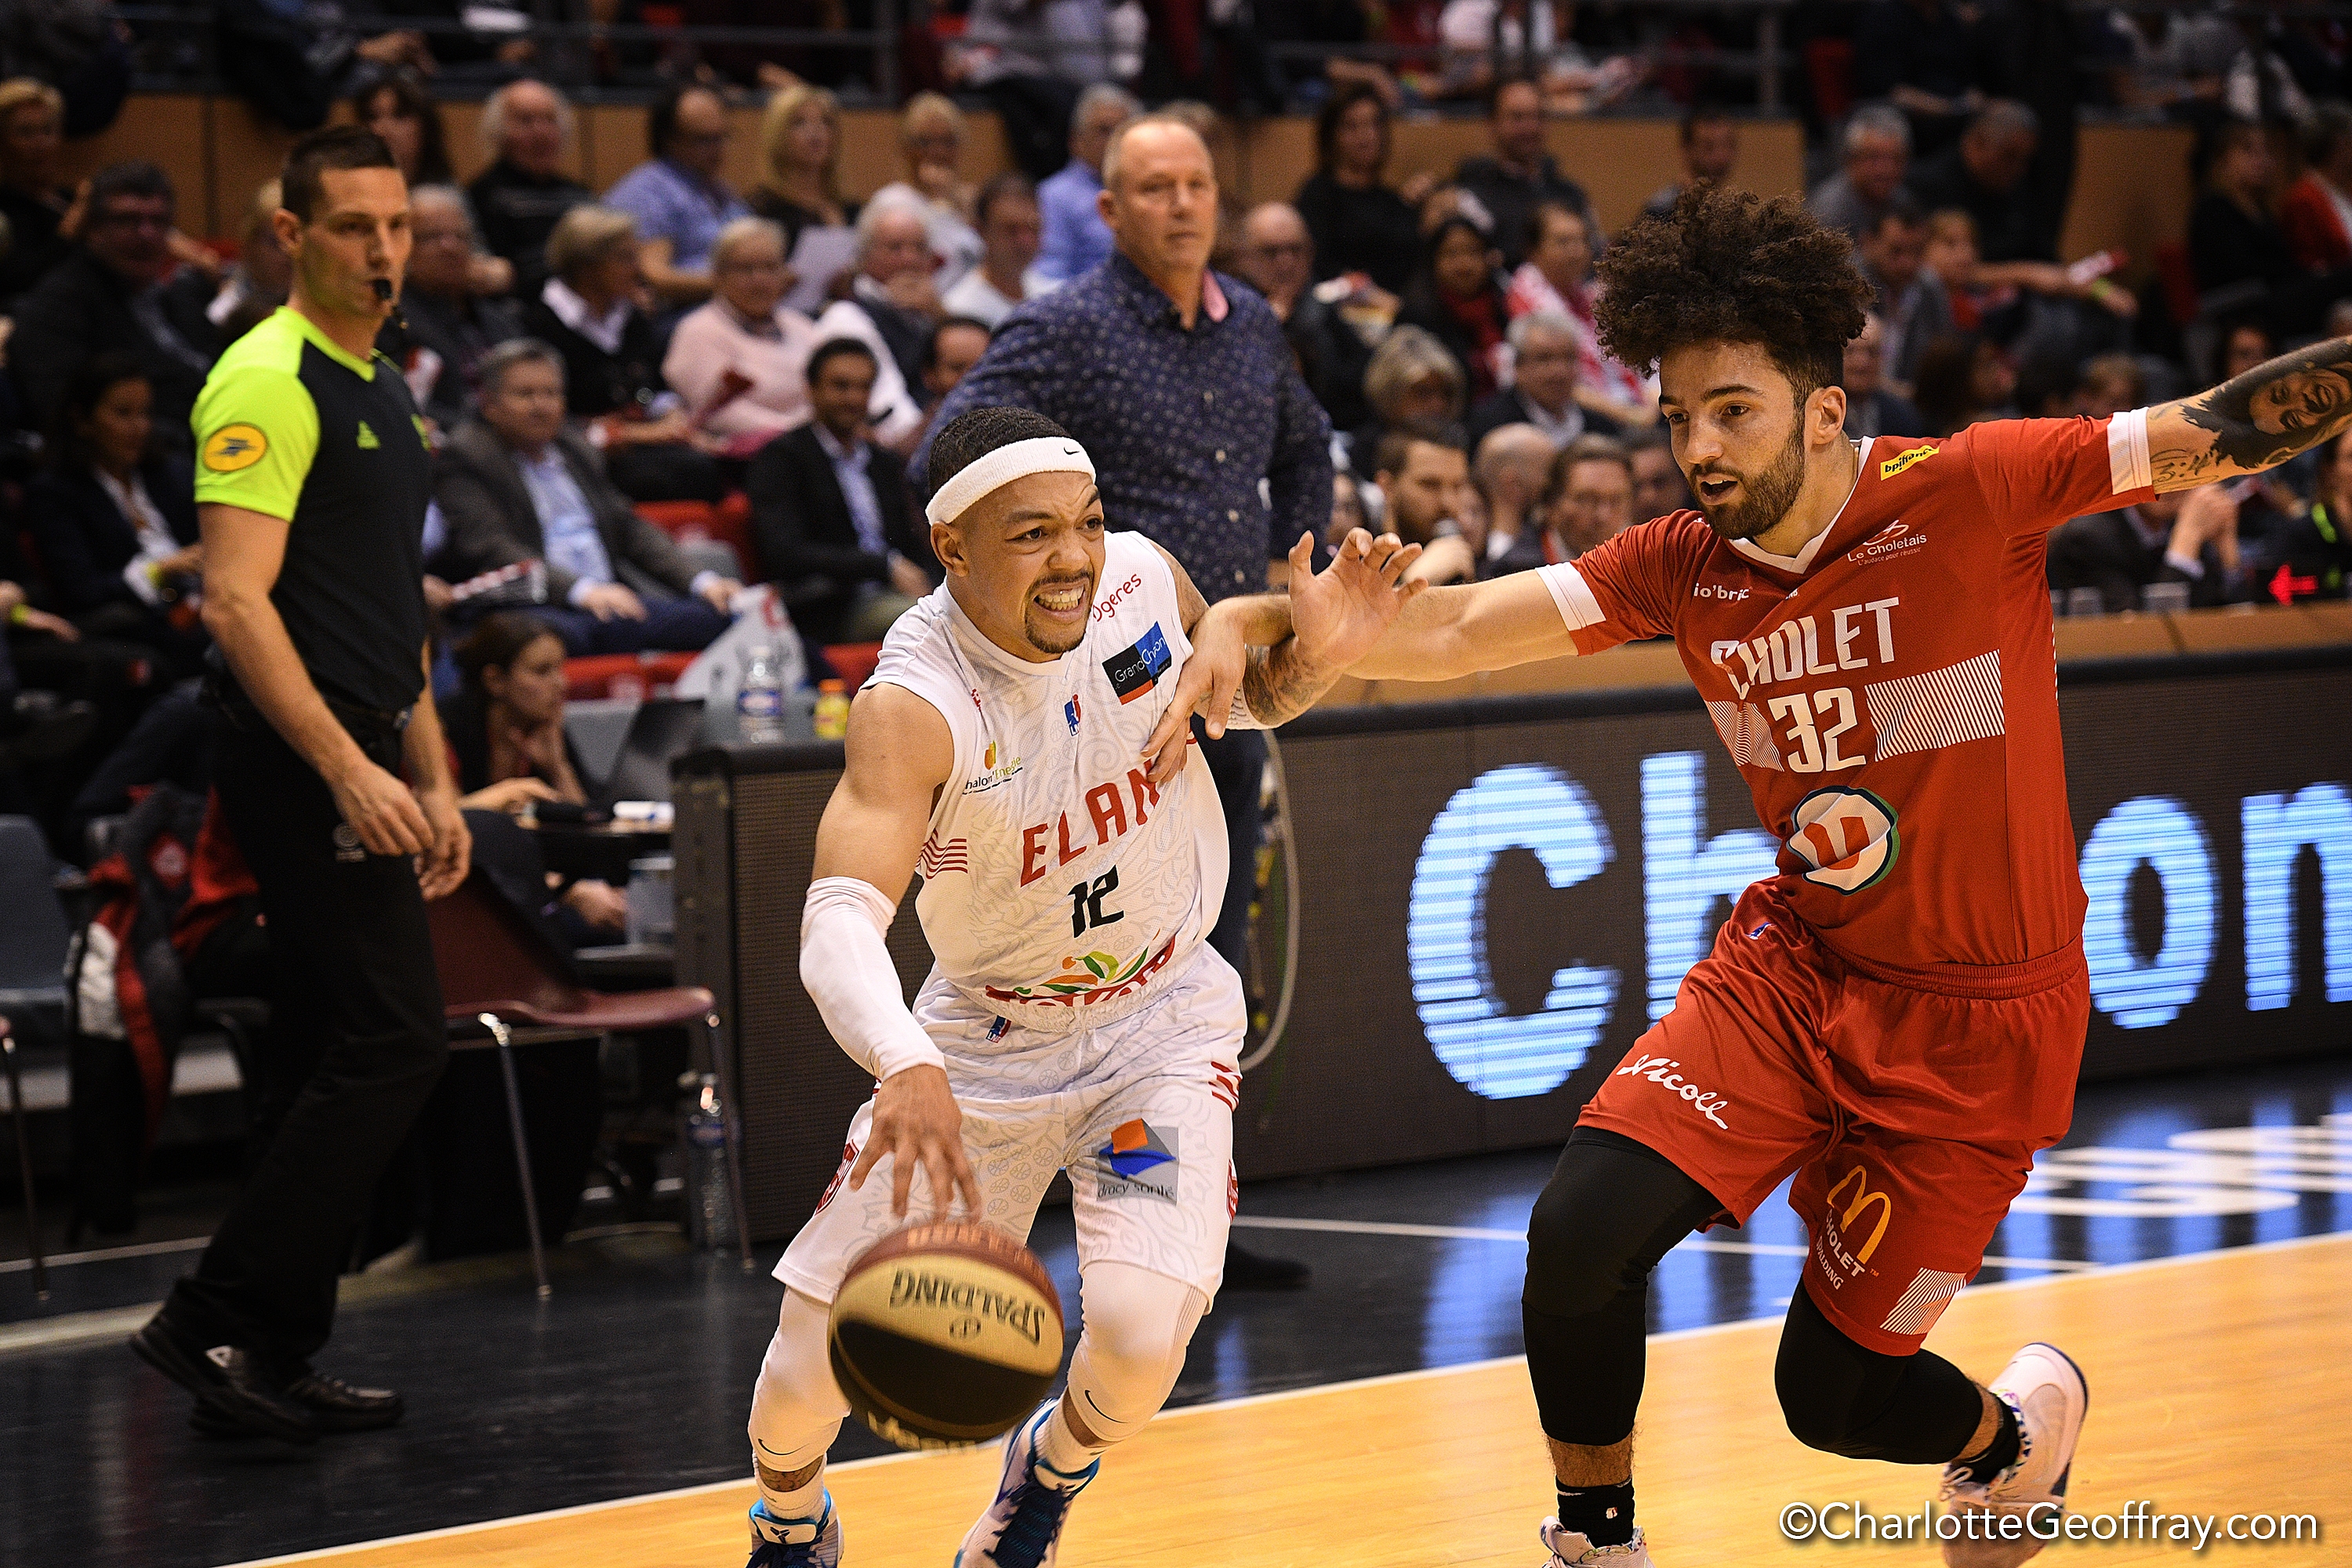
left=749, top=1263, right=1208, bottom=1512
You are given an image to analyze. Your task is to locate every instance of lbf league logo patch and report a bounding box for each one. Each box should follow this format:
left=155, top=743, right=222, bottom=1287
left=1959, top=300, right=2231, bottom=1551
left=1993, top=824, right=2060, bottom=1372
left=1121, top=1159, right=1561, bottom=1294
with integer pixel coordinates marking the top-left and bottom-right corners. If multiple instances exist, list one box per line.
left=1065, top=695, right=1082, bottom=734
left=1787, top=785, right=1899, bottom=893
left=1102, top=623, right=1172, bottom=705
left=202, top=424, right=267, bottom=472
left=1094, top=1118, right=1178, bottom=1202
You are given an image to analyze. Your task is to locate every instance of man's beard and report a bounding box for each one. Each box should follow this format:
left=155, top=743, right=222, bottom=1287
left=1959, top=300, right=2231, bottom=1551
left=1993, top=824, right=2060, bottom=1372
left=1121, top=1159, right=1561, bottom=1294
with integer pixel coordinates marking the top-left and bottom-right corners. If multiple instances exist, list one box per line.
left=1690, top=421, right=1808, bottom=543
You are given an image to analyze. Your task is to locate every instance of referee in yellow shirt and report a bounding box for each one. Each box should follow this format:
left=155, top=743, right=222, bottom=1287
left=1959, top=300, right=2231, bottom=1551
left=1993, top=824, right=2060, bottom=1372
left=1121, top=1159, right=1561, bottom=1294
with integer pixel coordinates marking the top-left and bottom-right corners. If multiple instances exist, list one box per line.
left=129, top=126, right=470, bottom=1443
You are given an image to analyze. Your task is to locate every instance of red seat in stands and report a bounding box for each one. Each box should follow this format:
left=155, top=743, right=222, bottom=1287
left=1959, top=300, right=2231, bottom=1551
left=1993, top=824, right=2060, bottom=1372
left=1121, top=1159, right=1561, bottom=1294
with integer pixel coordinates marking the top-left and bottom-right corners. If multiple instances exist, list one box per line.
left=563, top=651, right=697, bottom=700
left=633, top=495, right=761, bottom=585
left=822, top=643, right=884, bottom=690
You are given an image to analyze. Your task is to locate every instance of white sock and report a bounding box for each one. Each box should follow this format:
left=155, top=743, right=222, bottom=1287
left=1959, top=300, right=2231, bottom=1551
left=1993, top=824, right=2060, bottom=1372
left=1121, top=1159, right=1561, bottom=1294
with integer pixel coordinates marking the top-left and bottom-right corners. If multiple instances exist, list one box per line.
left=1033, top=1400, right=1102, bottom=1478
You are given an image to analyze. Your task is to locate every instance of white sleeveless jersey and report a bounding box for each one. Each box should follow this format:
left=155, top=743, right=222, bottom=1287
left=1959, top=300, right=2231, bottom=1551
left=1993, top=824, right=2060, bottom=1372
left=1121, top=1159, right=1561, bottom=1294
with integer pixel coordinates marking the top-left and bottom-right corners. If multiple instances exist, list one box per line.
left=869, top=532, right=1228, bottom=1034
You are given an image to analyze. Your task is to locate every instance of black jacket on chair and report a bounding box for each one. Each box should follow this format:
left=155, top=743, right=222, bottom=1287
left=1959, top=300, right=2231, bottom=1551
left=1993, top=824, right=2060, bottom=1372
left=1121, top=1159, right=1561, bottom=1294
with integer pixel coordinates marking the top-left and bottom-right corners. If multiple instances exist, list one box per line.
left=745, top=424, right=937, bottom=644
left=24, top=459, right=201, bottom=614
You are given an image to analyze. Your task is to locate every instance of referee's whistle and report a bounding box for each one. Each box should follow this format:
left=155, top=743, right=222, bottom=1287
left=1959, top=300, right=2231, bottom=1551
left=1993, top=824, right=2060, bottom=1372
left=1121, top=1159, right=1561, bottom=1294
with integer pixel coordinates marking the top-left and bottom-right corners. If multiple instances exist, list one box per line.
left=371, top=277, right=394, bottom=303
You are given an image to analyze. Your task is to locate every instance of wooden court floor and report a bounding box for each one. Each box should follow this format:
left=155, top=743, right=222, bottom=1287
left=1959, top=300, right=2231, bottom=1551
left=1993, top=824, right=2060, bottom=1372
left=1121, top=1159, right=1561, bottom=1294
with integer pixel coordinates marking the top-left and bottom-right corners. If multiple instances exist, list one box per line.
left=233, top=1232, right=2352, bottom=1567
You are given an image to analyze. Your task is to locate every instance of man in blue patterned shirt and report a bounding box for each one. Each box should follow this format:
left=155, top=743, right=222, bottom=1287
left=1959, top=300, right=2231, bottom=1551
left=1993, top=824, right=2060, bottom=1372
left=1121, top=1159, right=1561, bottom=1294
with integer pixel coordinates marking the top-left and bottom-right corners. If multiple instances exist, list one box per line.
left=915, top=114, right=1334, bottom=1287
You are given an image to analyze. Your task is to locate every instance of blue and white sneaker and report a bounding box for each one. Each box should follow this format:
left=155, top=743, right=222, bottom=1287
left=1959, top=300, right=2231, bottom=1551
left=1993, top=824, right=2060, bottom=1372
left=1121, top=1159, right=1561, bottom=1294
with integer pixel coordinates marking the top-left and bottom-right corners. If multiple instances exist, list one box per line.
left=747, top=1490, right=843, bottom=1568
left=1936, top=1342, right=2089, bottom=1567
left=954, top=1405, right=1099, bottom=1568
left=1538, top=1518, right=1653, bottom=1565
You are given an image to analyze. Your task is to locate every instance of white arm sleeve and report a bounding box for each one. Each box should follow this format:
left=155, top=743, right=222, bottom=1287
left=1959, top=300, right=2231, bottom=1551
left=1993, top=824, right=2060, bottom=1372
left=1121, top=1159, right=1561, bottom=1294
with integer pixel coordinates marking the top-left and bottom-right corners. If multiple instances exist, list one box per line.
left=799, top=876, right=946, bottom=1081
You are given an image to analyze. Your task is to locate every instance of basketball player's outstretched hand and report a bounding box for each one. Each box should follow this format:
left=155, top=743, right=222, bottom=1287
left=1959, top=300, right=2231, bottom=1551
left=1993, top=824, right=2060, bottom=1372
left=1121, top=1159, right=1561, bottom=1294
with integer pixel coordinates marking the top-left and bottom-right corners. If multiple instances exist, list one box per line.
left=851, top=1063, right=982, bottom=1220
left=1289, top=528, right=1425, bottom=672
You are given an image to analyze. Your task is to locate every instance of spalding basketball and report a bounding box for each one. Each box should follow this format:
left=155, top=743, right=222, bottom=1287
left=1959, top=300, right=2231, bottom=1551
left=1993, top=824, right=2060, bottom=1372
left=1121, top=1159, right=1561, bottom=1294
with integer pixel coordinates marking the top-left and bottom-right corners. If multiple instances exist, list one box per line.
left=828, top=1221, right=1066, bottom=1451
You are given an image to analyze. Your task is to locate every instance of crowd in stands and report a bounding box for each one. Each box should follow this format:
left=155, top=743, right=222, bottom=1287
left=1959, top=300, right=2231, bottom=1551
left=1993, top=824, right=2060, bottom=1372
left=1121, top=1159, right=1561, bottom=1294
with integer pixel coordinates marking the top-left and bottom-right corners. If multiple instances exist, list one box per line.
left=3, top=0, right=2352, bottom=866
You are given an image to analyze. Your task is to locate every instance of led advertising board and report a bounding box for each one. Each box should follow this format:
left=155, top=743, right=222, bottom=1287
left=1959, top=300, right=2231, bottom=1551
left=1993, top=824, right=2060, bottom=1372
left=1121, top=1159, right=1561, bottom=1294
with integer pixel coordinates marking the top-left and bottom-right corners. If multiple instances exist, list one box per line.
left=1232, top=663, right=2352, bottom=1181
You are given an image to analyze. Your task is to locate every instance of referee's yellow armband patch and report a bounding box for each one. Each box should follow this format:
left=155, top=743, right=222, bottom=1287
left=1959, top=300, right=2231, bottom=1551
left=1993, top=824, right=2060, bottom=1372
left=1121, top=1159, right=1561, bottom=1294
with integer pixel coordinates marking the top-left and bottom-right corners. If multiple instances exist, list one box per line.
left=203, top=424, right=269, bottom=472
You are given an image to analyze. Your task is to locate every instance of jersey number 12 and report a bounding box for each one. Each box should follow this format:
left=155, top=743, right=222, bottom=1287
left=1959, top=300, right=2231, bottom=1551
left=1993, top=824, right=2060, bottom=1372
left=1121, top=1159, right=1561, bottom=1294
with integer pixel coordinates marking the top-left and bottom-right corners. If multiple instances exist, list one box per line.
left=1069, top=867, right=1123, bottom=938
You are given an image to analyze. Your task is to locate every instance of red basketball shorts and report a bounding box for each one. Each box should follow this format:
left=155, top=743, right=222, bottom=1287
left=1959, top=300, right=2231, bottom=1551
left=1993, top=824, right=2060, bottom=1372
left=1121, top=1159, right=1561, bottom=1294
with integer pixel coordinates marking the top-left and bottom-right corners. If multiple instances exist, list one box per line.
left=1578, top=882, right=2089, bottom=1355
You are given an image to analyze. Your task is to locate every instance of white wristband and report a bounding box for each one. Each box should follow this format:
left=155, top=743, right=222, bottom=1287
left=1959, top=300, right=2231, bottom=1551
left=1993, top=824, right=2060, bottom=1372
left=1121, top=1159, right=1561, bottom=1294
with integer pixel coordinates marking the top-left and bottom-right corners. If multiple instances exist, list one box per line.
left=800, top=876, right=946, bottom=1081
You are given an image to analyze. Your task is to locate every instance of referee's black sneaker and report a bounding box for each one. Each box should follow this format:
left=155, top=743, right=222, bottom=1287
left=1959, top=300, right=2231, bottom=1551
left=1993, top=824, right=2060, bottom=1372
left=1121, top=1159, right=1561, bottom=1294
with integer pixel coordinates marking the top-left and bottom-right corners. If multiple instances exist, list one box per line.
left=190, top=1369, right=405, bottom=1438
left=129, top=1308, right=318, bottom=1445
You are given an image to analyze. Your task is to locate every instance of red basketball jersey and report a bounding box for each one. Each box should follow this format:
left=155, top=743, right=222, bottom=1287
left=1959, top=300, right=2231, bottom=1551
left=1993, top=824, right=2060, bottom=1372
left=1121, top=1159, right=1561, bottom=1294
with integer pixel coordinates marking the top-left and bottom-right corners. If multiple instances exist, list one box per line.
left=1541, top=413, right=2158, bottom=972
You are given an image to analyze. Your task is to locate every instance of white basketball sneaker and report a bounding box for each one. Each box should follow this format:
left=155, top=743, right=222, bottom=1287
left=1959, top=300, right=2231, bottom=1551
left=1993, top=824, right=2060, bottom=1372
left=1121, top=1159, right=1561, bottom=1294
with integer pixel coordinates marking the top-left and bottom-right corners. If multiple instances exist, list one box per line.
left=746, top=1490, right=843, bottom=1568
left=1539, top=1518, right=1654, bottom=1565
left=954, top=1406, right=1099, bottom=1568
left=1936, top=1342, right=2089, bottom=1567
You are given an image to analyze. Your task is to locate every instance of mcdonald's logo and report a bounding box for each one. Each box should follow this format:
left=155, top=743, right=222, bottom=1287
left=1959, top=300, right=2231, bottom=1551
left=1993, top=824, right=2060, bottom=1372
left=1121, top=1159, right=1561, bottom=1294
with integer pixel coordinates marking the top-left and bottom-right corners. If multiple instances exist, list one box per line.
left=1824, top=1164, right=1893, bottom=1266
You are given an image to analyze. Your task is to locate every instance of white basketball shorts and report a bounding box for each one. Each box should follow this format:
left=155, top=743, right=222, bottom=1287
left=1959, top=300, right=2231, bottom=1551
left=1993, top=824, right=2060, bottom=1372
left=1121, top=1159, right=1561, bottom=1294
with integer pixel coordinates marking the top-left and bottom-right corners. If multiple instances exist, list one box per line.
left=775, top=948, right=1243, bottom=1305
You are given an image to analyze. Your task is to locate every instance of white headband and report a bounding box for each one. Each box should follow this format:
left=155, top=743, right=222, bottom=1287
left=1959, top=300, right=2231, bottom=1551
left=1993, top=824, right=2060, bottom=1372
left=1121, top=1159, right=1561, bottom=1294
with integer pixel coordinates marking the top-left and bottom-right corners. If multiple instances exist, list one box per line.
left=924, top=436, right=1098, bottom=526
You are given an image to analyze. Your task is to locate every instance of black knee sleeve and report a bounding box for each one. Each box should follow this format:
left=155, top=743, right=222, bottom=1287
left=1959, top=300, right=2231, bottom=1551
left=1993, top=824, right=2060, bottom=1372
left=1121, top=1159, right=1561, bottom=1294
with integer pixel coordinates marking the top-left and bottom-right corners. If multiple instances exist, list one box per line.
left=1774, top=1287, right=1982, bottom=1464
left=1522, top=1127, right=1726, bottom=1447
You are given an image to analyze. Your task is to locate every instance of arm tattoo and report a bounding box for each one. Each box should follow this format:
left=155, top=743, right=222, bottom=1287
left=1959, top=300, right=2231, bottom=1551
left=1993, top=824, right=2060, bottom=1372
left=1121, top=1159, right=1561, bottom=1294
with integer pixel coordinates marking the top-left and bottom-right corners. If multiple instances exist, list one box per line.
left=1237, top=640, right=1331, bottom=727
left=2152, top=336, right=2352, bottom=487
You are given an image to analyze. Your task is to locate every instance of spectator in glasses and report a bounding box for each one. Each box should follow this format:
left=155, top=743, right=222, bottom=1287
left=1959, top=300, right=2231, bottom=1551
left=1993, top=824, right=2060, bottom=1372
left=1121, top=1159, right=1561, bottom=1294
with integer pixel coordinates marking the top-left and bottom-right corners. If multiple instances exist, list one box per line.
left=11, top=161, right=219, bottom=463
left=602, top=83, right=750, bottom=310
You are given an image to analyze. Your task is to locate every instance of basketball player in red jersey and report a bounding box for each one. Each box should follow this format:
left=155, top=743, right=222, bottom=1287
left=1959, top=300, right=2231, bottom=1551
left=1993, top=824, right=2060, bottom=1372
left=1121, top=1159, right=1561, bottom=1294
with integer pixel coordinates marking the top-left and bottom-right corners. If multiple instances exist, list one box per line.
left=1167, top=185, right=2352, bottom=1566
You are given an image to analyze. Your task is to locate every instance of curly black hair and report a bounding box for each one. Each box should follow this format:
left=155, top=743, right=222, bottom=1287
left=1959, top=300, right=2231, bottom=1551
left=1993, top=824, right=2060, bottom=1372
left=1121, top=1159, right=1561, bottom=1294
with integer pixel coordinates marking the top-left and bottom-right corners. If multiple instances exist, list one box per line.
left=1592, top=183, right=1873, bottom=398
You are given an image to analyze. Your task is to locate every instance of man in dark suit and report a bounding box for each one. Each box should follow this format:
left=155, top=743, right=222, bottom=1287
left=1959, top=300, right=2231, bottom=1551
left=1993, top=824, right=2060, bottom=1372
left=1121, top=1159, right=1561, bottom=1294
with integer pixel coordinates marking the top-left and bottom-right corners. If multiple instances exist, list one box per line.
left=10, top=162, right=218, bottom=463
left=2047, top=482, right=2253, bottom=614
left=434, top=339, right=741, bottom=655
left=745, top=337, right=939, bottom=645
left=1465, top=311, right=1617, bottom=456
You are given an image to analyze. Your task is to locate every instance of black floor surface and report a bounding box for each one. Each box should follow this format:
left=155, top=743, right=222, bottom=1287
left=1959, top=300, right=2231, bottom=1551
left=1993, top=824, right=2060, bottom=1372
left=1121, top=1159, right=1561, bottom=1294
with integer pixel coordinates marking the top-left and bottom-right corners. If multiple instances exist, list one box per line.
left=2, top=1054, right=2347, bottom=1568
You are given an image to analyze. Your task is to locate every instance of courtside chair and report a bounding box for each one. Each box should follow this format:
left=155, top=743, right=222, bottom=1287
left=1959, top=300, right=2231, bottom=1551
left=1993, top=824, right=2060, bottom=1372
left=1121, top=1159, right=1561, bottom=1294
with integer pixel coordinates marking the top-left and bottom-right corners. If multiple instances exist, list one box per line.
left=0, top=815, right=71, bottom=1301
left=424, top=871, right=754, bottom=1297
left=2, top=1014, right=43, bottom=1298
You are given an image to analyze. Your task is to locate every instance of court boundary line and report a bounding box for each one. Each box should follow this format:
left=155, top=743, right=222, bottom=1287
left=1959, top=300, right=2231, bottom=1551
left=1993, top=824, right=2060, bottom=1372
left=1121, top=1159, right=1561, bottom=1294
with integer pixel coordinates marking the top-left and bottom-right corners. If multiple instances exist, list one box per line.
left=214, top=1226, right=2352, bottom=1568
left=0, top=1234, right=212, bottom=1275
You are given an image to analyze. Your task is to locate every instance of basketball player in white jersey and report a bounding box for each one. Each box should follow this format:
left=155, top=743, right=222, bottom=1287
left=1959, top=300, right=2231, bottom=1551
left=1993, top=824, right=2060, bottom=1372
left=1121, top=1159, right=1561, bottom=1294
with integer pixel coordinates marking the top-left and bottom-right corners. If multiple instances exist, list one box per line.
left=739, top=405, right=1423, bottom=1568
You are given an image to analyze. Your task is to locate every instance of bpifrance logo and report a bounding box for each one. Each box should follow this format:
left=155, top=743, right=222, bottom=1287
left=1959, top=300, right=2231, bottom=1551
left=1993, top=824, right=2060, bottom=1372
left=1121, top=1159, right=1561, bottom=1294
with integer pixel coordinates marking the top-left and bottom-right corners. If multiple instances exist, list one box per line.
left=1877, top=442, right=1937, bottom=480
left=1095, top=1119, right=1178, bottom=1203
left=1786, top=785, right=1899, bottom=894
left=201, top=424, right=267, bottom=472
left=1101, top=622, right=1172, bottom=704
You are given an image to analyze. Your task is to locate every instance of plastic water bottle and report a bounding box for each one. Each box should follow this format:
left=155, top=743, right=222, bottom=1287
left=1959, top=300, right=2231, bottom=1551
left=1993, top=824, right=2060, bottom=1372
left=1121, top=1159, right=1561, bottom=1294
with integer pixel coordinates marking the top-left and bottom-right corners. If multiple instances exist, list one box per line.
left=680, top=1071, right=735, bottom=1251
left=738, top=641, right=786, bottom=744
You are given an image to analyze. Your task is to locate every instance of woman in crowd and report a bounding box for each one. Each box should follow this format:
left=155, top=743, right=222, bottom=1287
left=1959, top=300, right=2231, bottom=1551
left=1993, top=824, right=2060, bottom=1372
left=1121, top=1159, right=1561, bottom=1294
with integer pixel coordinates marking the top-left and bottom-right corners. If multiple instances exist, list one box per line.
left=871, top=92, right=982, bottom=291
left=1399, top=213, right=1512, bottom=402
left=1504, top=200, right=1656, bottom=426
left=1348, top=324, right=1465, bottom=478
left=662, top=216, right=822, bottom=446
left=357, top=70, right=454, bottom=187
left=750, top=83, right=858, bottom=256
left=0, top=77, right=73, bottom=304
left=523, top=205, right=723, bottom=502
left=1911, top=332, right=2017, bottom=437
left=1293, top=81, right=1427, bottom=296
left=441, top=612, right=627, bottom=937
left=2187, top=118, right=2348, bottom=341
left=25, top=354, right=207, bottom=680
